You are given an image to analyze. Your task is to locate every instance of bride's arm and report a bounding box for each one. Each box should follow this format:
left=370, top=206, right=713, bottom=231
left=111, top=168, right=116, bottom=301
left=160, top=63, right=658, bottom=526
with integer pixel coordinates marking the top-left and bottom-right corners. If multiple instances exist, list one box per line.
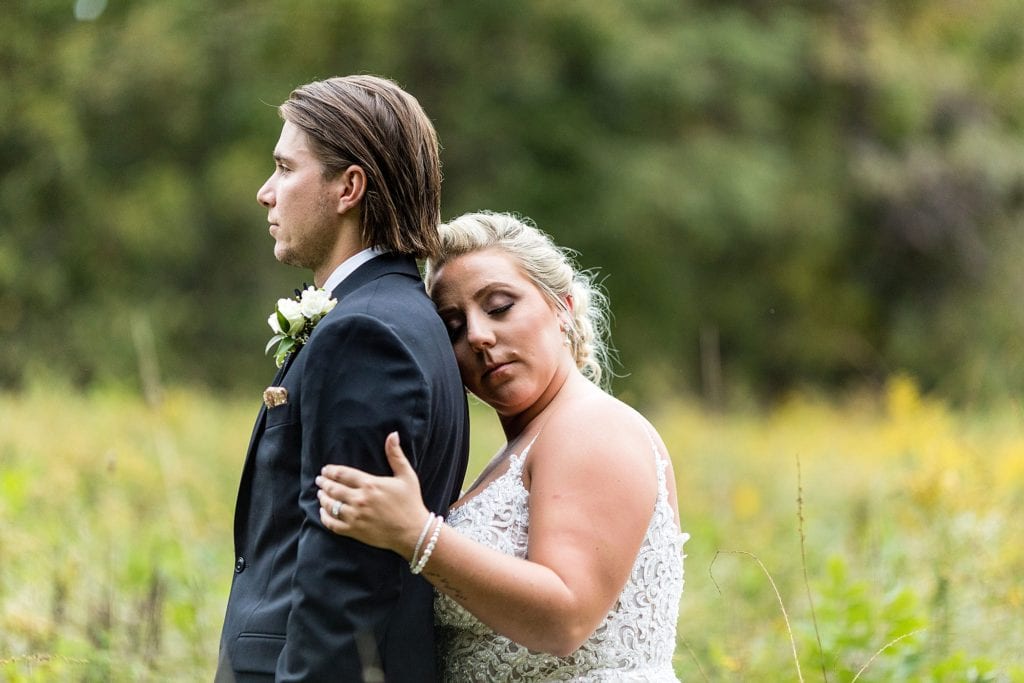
left=316, top=408, right=661, bottom=656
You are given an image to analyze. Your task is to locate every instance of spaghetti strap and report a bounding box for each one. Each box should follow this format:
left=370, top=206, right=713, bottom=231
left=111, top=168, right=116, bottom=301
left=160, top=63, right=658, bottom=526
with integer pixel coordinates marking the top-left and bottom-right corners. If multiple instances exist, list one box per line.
left=641, top=423, right=669, bottom=475
left=520, top=432, right=542, bottom=455
left=511, top=431, right=542, bottom=475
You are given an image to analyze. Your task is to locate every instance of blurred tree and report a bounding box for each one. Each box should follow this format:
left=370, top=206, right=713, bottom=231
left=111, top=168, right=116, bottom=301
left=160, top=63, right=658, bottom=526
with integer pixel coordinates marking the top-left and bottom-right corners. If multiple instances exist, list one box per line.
left=825, top=0, right=1024, bottom=400
left=1, top=0, right=1023, bottom=403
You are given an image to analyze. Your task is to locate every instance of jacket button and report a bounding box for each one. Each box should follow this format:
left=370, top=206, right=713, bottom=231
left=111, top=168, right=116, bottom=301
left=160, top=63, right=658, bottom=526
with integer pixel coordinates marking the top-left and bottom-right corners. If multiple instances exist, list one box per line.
left=235, top=556, right=246, bottom=573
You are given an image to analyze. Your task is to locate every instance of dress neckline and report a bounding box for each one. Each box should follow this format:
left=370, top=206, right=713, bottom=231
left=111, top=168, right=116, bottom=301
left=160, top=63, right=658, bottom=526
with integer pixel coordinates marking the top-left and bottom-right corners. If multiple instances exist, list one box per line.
left=448, top=438, right=536, bottom=514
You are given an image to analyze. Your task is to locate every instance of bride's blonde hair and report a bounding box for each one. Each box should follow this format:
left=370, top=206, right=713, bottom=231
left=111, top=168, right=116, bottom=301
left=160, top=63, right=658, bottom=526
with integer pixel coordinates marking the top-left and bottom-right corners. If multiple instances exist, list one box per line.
left=424, top=211, right=613, bottom=389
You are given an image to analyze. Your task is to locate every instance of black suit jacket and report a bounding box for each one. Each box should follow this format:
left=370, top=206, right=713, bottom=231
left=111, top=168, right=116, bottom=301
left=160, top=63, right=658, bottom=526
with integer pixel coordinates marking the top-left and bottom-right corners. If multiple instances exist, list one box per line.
left=217, top=254, right=469, bottom=682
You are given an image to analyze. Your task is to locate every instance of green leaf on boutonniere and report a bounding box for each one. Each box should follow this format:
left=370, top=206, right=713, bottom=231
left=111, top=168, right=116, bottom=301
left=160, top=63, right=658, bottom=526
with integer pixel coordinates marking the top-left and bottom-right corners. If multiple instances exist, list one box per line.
left=265, top=334, right=285, bottom=355
left=273, top=336, right=297, bottom=368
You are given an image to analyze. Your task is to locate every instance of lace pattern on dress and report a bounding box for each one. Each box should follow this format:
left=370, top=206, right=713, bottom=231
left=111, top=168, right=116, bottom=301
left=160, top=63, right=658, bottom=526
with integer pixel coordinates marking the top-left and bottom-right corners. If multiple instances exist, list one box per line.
left=435, top=435, right=688, bottom=682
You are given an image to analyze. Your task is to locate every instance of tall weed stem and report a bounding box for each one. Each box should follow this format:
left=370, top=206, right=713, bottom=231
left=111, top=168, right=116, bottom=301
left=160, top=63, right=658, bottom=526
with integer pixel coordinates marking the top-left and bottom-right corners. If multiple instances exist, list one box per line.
left=710, top=550, right=804, bottom=682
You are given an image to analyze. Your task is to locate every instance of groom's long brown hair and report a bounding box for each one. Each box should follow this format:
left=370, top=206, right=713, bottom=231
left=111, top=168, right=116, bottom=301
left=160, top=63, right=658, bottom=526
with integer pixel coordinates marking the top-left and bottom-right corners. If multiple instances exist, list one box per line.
left=280, top=75, right=442, bottom=260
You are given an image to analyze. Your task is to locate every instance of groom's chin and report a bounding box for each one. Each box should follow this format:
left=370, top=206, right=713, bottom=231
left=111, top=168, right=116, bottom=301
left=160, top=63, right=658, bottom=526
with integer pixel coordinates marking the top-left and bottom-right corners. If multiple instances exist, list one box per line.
left=273, top=243, right=300, bottom=268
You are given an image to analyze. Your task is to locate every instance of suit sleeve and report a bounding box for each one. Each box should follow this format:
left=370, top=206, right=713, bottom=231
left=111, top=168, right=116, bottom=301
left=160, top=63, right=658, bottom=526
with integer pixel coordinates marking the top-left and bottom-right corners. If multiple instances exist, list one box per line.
left=276, top=313, right=430, bottom=682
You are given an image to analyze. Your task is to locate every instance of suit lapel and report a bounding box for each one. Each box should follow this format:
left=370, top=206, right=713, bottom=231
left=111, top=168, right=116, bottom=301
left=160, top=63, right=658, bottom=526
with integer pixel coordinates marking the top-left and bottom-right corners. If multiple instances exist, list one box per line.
left=233, top=341, right=299, bottom=544
left=242, top=348, right=295, bottom=458
left=232, top=253, right=421, bottom=545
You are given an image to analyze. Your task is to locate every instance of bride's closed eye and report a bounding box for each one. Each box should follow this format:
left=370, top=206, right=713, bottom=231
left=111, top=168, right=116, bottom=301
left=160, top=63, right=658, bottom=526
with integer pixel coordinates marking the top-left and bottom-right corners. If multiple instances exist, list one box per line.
left=444, top=319, right=464, bottom=342
left=441, top=296, right=515, bottom=343
left=488, top=302, right=514, bottom=316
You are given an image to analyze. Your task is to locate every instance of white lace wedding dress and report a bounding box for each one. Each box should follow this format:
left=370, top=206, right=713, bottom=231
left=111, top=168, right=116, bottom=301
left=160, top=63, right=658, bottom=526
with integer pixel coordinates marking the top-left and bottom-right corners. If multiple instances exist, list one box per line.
left=434, top=435, right=689, bottom=681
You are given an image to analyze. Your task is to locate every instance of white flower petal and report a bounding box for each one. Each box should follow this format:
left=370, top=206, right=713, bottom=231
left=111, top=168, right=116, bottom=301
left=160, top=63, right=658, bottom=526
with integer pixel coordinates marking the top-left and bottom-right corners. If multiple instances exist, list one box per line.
left=267, top=313, right=282, bottom=334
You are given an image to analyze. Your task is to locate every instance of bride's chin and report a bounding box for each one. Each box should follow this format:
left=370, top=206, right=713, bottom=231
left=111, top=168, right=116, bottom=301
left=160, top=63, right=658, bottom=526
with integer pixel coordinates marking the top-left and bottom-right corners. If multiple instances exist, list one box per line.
left=484, top=392, right=536, bottom=418
left=474, top=391, right=511, bottom=413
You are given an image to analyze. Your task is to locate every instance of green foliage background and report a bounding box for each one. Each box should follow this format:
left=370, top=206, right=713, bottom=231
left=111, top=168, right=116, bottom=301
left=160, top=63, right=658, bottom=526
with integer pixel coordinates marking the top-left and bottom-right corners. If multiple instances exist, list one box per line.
left=3, top=3, right=1024, bottom=679
left=4, top=0, right=1024, bottom=402
left=2, top=380, right=1022, bottom=680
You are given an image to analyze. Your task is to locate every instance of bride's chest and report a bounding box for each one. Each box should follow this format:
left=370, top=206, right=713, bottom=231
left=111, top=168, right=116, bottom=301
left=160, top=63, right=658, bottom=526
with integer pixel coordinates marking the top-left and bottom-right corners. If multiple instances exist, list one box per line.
left=447, top=456, right=531, bottom=558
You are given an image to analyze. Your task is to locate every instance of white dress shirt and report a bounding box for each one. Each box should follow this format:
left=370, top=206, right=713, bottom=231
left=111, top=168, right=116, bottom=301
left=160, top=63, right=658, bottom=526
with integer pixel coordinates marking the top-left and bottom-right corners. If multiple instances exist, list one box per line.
left=322, top=247, right=385, bottom=295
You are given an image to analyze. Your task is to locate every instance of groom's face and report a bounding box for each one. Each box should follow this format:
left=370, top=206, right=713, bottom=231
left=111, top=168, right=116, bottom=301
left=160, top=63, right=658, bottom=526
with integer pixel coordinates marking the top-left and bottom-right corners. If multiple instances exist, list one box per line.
left=257, top=121, right=342, bottom=272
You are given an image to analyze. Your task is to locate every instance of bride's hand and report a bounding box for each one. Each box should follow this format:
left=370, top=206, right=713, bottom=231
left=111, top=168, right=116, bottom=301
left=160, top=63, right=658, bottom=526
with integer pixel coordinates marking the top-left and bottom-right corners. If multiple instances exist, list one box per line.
left=316, top=431, right=430, bottom=560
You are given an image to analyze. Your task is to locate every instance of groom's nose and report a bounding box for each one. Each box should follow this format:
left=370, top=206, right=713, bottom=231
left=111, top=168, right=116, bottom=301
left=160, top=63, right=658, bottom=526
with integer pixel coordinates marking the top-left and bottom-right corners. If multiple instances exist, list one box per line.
left=257, top=178, right=274, bottom=207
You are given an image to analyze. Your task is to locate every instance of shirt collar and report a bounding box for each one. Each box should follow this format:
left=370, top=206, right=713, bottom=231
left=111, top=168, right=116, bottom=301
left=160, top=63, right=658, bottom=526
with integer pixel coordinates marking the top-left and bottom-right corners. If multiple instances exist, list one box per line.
left=322, top=247, right=385, bottom=295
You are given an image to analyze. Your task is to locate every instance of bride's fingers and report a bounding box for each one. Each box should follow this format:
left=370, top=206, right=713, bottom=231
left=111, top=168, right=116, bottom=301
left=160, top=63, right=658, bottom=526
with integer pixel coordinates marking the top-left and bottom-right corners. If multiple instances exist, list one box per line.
left=319, top=463, right=363, bottom=484
left=319, top=505, right=347, bottom=533
left=315, top=474, right=353, bottom=502
left=316, top=488, right=340, bottom=514
left=384, top=432, right=416, bottom=482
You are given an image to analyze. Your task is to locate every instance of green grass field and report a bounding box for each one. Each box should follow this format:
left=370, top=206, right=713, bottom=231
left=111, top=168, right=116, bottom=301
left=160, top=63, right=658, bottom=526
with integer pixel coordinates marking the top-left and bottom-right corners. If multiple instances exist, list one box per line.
left=1, top=376, right=1022, bottom=681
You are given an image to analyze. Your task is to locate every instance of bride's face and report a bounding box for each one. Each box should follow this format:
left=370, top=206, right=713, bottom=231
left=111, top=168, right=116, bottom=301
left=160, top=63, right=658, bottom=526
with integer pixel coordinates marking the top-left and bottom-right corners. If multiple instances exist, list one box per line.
left=431, top=248, right=571, bottom=417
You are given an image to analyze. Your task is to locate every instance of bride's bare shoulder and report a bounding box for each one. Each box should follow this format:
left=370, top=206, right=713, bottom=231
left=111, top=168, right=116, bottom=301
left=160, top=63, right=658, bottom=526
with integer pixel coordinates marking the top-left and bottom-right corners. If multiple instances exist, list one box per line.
left=535, top=385, right=659, bottom=472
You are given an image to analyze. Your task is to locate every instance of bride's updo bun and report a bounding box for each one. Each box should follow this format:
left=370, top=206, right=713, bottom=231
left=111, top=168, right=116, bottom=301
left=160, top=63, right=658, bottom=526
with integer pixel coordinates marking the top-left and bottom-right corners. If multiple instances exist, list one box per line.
left=425, top=211, right=613, bottom=389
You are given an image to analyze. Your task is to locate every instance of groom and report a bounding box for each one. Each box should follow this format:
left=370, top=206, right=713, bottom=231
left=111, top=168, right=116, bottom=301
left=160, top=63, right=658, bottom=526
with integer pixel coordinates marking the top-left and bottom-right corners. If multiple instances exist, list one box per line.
left=216, top=76, right=469, bottom=682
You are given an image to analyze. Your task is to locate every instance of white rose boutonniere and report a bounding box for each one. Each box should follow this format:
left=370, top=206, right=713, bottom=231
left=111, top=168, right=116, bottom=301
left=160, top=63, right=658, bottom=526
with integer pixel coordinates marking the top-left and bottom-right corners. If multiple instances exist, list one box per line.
left=265, top=286, right=338, bottom=367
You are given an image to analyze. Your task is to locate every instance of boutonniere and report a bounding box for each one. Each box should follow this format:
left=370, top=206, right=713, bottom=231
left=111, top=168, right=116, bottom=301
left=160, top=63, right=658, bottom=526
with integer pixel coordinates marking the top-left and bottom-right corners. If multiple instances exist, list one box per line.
left=265, top=286, right=338, bottom=367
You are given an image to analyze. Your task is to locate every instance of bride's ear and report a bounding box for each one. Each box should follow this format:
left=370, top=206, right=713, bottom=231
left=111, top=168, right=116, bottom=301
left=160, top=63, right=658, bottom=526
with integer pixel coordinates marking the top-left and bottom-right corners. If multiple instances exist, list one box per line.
left=557, top=295, right=575, bottom=333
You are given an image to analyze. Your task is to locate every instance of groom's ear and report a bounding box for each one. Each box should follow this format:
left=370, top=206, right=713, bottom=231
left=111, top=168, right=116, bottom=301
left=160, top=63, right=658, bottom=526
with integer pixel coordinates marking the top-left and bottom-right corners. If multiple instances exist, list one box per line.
left=333, top=164, right=367, bottom=215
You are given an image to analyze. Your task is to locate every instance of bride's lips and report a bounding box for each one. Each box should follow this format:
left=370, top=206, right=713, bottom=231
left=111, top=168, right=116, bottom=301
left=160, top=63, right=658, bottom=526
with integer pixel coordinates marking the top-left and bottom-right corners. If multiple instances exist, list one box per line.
left=483, top=361, right=513, bottom=379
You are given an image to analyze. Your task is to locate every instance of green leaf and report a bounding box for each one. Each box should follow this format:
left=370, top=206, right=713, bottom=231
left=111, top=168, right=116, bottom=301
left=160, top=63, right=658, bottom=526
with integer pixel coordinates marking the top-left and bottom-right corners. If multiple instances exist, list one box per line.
left=265, top=334, right=284, bottom=355
left=272, top=337, right=297, bottom=367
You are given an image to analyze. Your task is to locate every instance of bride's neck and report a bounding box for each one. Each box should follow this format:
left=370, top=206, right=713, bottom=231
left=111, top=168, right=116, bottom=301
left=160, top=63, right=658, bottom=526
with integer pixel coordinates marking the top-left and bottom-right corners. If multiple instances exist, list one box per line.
left=498, top=369, right=585, bottom=441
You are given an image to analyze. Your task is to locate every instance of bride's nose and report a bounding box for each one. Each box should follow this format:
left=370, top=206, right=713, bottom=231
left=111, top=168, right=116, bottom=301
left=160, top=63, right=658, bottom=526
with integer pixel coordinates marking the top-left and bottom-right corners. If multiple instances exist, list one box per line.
left=465, top=314, right=495, bottom=351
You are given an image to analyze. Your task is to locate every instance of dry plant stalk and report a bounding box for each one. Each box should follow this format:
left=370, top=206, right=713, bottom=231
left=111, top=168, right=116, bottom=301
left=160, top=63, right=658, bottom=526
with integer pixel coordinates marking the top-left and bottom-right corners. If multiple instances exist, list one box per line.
left=710, top=549, right=804, bottom=682
left=679, top=638, right=711, bottom=682
left=851, top=629, right=925, bottom=682
left=709, top=459, right=928, bottom=682
left=797, top=454, right=829, bottom=682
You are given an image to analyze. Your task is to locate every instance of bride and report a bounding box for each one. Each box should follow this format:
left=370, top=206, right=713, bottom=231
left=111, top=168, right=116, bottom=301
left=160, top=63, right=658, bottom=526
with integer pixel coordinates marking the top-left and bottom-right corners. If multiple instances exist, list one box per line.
left=315, top=211, right=688, bottom=681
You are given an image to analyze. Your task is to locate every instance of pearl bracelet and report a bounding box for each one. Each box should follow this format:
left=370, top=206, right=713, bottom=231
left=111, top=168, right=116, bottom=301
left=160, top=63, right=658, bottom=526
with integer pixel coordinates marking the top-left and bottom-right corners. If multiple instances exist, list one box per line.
left=411, top=512, right=435, bottom=567
left=411, top=515, right=443, bottom=575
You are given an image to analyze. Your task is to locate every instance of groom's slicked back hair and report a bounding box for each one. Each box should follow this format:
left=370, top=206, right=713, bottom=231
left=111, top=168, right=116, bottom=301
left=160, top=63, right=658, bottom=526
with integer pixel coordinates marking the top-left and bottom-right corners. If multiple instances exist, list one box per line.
left=280, top=75, right=442, bottom=259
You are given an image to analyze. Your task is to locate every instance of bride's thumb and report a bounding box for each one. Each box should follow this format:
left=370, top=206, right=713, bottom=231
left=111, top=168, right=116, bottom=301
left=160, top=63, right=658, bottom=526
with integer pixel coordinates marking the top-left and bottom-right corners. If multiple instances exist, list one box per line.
left=385, top=431, right=413, bottom=477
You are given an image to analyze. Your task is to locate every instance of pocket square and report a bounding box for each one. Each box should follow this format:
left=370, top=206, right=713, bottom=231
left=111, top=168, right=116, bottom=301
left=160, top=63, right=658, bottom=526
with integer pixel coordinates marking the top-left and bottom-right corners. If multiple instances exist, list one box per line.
left=263, top=386, right=288, bottom=408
